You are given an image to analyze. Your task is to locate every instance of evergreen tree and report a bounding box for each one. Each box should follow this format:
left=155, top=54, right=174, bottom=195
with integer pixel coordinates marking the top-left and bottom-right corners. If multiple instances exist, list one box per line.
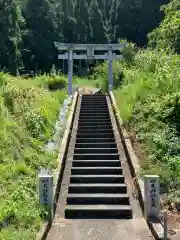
left=0, top=0, right=171, bottom=73
left=97, top=0, right=112, bottom=23
left=113, top=0, right=168, bottom=46
left=89, top=0, right=107, bottom=43
left=109, top=0, right=119, bottom=42
left=0, top=0, right=22, bottom=74
left=23, top=0, right=60, bottom=73
left=148, top=0, right=180, bottom=53
left=74, top=0, right=92, bottom=43
left=61, top=0, right=76, bottom=43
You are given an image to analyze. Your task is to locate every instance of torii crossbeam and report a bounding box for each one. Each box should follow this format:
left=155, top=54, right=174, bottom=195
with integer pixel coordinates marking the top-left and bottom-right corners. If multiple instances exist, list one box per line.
left=54, top=43, right=126, bottom=95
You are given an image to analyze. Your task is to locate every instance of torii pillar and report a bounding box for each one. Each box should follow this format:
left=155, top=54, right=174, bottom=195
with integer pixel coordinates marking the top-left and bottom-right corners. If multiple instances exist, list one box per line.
left=108, top=47, right=113, bottom=91
left=68, top=49, right=73, bottom=96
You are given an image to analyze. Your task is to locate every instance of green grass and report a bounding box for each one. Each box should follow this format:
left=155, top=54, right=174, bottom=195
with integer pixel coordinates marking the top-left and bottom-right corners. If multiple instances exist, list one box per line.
left=73, top=76, right=99, bottom=88
left=33, top=74, right=99, bottom=90
left=0, top=73, right=66, bottom=239
left=95, top=48, right=180, bottom=207
left=0, top=72, right=98, bottom=239
left=29, top=74, right=67, bottom=90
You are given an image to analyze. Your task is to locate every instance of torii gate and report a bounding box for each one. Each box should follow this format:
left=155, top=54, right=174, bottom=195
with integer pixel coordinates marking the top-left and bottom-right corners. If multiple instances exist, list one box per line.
left=54, top=43, right=126, bottom=95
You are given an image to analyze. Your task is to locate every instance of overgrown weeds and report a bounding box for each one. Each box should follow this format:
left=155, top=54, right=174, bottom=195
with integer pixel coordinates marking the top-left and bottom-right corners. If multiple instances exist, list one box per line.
left=0, top=73, right=66, bottom=239
left=96, top=48, right=180, bottom=207
left=117, top=50, right=180, bottom=206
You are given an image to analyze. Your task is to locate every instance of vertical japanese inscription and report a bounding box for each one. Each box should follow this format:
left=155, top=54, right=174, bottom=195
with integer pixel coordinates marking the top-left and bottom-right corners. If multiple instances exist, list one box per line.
left=144, top=175, right=160, bottom=219
left=38, top=171, right=53, bottom=222
left=150, top=179, right=157, bottom=208
left=42, top=178, right=49, bottom=204
left=39, top=173, right=53, bottom=207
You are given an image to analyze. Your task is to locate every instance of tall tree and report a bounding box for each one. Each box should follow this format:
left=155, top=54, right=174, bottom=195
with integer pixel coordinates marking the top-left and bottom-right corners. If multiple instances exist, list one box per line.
left=74, top=0, right=92, bottom=43
left=109, top=0, right=119, bottom=42
left=60, top=0, right=76, bottom=43
left=23, top=0, right=60, bottom=73
left=0, top=0, right=22, bottom=74
left=148, top=0, right=180, bottom=53
left=0, top=0, right=171, bottom=73
left=113, top=0, right=168, bottom=46
left=89, top=0, right=107, bottom=43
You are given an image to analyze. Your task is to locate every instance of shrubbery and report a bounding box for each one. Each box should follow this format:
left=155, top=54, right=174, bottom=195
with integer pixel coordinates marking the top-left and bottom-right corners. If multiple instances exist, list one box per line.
left=112, top=49, right=180, bottom=206
left=0, top=73, right=66, bottom=239
left=94, top=47, right=180, bottom=206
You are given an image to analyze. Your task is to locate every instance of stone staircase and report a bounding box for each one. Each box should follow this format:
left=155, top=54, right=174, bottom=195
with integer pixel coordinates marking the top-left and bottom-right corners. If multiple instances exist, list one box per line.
left=65, top=94, right=132, bottom=219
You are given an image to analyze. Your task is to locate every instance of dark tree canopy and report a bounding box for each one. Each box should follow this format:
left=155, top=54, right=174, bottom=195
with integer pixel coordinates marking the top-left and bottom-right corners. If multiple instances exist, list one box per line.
left=148, top=0, right=180, bottom=54
left=0, top=0, right=174, bottom=74
left=0, top=0, right=22, bottom=74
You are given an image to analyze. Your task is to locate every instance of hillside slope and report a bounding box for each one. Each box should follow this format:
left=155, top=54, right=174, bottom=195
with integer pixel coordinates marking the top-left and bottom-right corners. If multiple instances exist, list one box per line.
left=95, top=48, right=180, bottom=207
left=0, top=74, right=66, bottom=239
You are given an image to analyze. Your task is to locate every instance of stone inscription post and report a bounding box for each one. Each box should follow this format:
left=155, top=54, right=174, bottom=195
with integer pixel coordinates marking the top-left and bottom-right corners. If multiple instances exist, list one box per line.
left=144, top=175, right=160, bottom=220
left=38, top=168, right=53, bottom=222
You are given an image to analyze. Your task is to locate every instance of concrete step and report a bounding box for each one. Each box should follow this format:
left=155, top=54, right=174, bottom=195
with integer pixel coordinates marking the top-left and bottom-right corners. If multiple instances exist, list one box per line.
left=68, top=183, right=127, bottom=193
left=81, top=99, right=107, bottom=102
left=80, top=110, right=108, bottom=113
left=73, top=153, right=119, bottom=160
left=82, top=94, right=105, bottom=96
left=77, top=129, right=113, bottom=134
left=81, top=100, right=107, bottom=103
left=80, top=110, right=108, bottom=114
left=81, top=97, right=107, bottom=99
left=79, top=115, right=110, bottom=118
left=79, top=112, right=110, bottom=116
left=65, top=205, right=132, bottom=219
left=81, top=102, right=107, bottom=105
left=80, top=108, right=109, bottom=111
left=67, top=193, right=130, bottom=205
left=72, top=160, right=121, bottom=167
left=81, top=94, right=106, bottom=96
left=79, top=117, right=111, bottom=122
left=74, top=148, right=118, bottom=154
left=78, top=120, right=111, bottom=124
left=81, top=97, right=107, bottom=100
left=76, top=138, right=116, bottom=143
left=76, top=132, right=114, bottom=138
left=78, top=121, right=112, bottom=126
left=81, top=99, right=107, bottom=101
left=70, top=175, right=125, bottom=184
left=80, top=109, right=108, bottom=112
left=81, top=98, right=107, bottom=101
left=79, top=114, right=110, bottom=118
left=71, top=167, right=122, bottom=175
left=75, top=142, right=117, bottom=149
left=78, top=125, right=112, bottom=130
left=80, top=105, right=108, bottom=109
left=77, top=132, right=114, bottom=138
left=81, top=98, right=106, bottom=100
left=81, top=100, right=107, bottom=106
left=80, top=108, right=108, bottom=111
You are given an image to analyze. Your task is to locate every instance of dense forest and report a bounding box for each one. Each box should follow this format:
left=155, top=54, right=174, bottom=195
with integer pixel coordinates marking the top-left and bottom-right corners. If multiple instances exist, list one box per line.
left=0, top=0, right=169, bottom=75
left=1, top=0, right=180, bottom=239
